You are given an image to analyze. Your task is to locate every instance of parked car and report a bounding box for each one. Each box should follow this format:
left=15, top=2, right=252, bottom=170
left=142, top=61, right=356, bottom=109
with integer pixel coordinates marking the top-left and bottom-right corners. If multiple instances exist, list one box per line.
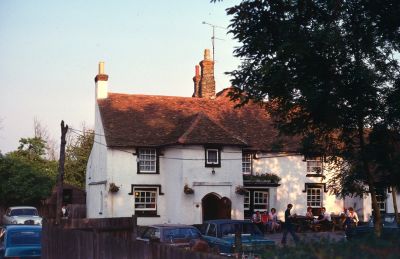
left=136, top=224, right=202, bottom=248
left=2, top=206, right=42, bottom=226
left=200, top=219, right=275, bottom=256
left=345, top=213, right=400, bottom=240
left=0, top=225, right=42, bottom=259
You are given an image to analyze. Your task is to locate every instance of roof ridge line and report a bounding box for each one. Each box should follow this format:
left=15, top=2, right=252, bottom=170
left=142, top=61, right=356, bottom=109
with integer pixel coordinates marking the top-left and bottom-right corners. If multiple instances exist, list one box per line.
left=177, top=112, right=205, bottom=144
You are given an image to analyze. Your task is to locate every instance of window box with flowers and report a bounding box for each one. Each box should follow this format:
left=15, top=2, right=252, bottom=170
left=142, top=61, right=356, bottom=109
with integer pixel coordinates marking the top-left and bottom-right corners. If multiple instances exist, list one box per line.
left=235, top=185, right=247, bottom=195
left=184, top=184, right=194, bottom=194
left=243, top=173, right=281, bottom=184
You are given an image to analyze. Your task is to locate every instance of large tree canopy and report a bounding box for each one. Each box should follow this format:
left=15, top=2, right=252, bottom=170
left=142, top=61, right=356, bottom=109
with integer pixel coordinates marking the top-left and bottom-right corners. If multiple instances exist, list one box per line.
left=225, top=0, right=400, bottom=236
left=0, top=138, right=57, bottom=206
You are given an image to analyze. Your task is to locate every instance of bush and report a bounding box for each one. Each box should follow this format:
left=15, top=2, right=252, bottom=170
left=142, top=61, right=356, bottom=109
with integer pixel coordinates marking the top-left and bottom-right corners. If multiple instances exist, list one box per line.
left=262, top=237, right=400, bottom=259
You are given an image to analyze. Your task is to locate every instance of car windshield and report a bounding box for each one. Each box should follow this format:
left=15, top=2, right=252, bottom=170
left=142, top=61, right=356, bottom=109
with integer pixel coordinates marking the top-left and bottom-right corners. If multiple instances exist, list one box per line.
left=10, top=209, right=38, bottom=216
left=162, top=228, right=200, bottom=241
left=220, top=223, right=262, bottom=236
left=7, top=230, right=41, bottom=246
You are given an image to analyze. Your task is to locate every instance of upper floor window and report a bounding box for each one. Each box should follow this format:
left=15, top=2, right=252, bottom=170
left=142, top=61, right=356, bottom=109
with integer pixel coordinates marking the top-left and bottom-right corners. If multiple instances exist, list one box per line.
left=138, top=148, right=158, bottom=173
left=242, top=153, right=252, bottom=174
left=205, top=147, right=221, bottom=167
left=306, top=156, right=323, bottom=173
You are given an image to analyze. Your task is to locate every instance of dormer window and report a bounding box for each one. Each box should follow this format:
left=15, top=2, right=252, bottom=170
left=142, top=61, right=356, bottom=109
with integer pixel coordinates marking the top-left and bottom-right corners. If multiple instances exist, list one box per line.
left=205, top=147, right=221, bottom=167
left=306, top=156, right=323, bottom=173
left=137, top=148, right=158, bottom=173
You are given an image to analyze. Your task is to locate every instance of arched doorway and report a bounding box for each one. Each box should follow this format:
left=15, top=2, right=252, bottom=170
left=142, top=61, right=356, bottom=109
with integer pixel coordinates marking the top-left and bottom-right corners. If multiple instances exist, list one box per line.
left=202, top=193, right=231, bottom=221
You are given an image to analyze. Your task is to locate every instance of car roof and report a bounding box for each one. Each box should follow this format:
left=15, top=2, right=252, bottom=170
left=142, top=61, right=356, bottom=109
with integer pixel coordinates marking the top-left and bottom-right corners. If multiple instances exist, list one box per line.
left=204, top=219, right=253, bottom=224
left=149, top=224, right=197, bottom=228
left=4, top=225, right=42, bottom=231
left=8, top=206, right=37, bottom=210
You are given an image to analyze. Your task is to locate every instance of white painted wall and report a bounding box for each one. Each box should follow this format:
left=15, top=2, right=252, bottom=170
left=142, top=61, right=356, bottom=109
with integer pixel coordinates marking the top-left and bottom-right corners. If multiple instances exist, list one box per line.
left=252, top=154, right=344, bottom=220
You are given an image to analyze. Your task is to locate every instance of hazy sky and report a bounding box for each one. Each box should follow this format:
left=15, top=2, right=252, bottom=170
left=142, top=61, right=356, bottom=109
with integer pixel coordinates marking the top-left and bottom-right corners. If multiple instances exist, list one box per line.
left=0, top=0, right=241, bottom=154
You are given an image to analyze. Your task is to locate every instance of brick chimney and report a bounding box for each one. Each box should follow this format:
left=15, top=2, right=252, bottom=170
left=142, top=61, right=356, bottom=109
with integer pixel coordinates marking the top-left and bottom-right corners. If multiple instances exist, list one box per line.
left=192, top=65, right=201, bottom=97
left=94, top=61, right=109, bottom=99
left=198, top=49, right=215, bottom=98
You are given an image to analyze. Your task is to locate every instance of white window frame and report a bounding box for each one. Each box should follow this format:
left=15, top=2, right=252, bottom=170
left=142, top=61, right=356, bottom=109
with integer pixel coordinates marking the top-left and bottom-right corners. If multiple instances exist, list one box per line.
left=244, top=191, right=250, bottom=211
left=307, top=187, right=323, bottom=208
left=242, top=153, right=252, bottom=174
left=138, top=148, right=157, bottom=173
left=134, top=188, right=157, bottom=212
left=376, top=194, right=386, bottom=213
left=206, top=149, right=219, bottom=165
left=253, top=191, right=269, bottom=212
left=306, top=157, right=323, bottom=173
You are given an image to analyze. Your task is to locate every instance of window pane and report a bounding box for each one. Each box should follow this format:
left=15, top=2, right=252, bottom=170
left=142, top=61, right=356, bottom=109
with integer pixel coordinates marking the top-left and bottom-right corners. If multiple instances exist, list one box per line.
left=207, top=150, right=218, bottom=163
left=139, top=149, right=157, bottom=173
left=307, top=187, right=322, bottom=208
left=253, top=191, right=269, bottom=211
left=242, top=153, right=251, bottom=174
left=134, top=189, right=157, bottom=211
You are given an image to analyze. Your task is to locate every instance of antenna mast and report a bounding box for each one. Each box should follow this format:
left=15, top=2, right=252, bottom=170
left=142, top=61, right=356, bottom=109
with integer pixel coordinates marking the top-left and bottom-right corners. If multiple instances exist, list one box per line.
left=202, top=21, right=226, bottom=64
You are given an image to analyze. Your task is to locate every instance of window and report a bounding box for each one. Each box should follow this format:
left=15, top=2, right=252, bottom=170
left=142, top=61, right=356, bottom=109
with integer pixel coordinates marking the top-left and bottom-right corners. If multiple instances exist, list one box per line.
left=306, top=157, right=323, bottom=173
left=242, top=153, right=252, bottom=174
left=244, top=191, right=250, bottom=211
left=307, top=187, right=322, bottom=207
left=253, top=191, right=269, bottom=211
left=376, top=194, right=386, bottom=213
left=134, top=188, right=157, bottom=216
left=138, top=148, right=157, bottom=173
left=205, top=148, right=221, bottom=167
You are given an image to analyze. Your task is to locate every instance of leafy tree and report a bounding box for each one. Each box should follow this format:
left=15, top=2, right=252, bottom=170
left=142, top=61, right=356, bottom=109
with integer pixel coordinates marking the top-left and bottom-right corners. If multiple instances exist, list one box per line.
left=0, top=138, right=57, bottom=206
left=64, top=127, right=94, bottom=189
left=224, top=0, right=400, bottom=236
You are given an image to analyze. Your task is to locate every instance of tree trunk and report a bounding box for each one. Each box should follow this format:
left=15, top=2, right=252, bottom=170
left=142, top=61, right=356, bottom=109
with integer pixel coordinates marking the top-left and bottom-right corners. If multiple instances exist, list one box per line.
left=56, top=120, right=68, bottom=224
left=392, top=186, right=399, bottom=224
left=358, top=120, right=382, bottom=237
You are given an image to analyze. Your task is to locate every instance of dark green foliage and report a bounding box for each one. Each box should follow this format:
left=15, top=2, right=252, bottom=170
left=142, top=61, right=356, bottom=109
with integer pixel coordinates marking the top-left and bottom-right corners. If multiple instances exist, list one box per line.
left=224, top=0, right=400, bottom=234
left=0, top=138, right=57, bottom=206
left=64, top=129, right=94, bottom=189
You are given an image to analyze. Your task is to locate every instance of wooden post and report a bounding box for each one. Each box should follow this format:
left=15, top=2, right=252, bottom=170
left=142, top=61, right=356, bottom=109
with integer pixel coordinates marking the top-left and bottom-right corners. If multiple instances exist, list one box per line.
left=56, top=120, right=68, bottom=224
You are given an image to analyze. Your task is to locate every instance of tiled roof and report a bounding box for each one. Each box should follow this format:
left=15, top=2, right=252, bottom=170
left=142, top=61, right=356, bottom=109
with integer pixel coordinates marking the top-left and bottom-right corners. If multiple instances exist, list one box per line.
left=97, top=88, right=300, bottom=152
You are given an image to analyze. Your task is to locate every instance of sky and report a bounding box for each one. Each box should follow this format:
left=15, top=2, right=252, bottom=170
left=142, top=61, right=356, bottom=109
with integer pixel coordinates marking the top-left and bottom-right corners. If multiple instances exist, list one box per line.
left=0, top=0, right=241, bottom=154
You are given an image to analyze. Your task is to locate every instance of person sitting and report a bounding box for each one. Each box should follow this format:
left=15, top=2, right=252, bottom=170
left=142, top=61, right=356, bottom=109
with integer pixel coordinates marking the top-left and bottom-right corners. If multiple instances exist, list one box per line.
left=252, top=211, right=263, bottom=232
left=345, top=207, right=359, bottom=228
left=268, top=208, right=280, bottom=233
left=313, top=207, right=331, bottom=231
left=306, top=206, right=314, bottom=219
left=261, top=211, right=269, bottom=233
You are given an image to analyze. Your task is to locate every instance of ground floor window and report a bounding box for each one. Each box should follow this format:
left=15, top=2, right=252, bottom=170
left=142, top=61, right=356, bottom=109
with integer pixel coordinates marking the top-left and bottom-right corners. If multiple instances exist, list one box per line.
left=243, top=189, right=270, bottom=219
left=134, top=188, right=157, bottom=216
left=376, top=194, right=386, bottom=213
left=244, top=191, right=250, bottom=211
left=253, top=191, right=269, bottom=212
left=307, top=187, right=322, bottom=208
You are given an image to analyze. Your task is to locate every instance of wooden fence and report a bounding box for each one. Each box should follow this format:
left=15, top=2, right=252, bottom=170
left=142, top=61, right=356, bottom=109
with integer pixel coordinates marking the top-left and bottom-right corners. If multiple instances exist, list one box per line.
left=42, top=217, right=225, bottom=259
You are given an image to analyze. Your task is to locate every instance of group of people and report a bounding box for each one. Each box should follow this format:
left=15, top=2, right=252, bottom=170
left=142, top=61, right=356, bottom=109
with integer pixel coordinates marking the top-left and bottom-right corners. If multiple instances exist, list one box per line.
left=251, top=208, right=280, bottom=233
left=252, top=204, right=361, bottom=245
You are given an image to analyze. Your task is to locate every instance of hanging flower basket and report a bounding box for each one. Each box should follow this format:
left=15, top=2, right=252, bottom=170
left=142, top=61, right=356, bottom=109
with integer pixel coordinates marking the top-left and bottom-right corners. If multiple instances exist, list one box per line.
left=184, top=184, right=194, bottom=194
left=109, top=183, right=120, bottom=193
left=235, top=185, right=247, bottom=195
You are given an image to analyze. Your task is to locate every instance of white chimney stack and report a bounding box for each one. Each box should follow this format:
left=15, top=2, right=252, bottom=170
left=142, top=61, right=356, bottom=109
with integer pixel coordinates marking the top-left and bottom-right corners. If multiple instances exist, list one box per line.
left=95, top=61, right=108, bottom=99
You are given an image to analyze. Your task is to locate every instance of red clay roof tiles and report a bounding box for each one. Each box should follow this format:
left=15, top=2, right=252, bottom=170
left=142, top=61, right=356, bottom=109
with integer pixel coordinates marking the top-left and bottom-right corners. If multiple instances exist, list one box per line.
left=97, top=88, right=300, bottom=152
